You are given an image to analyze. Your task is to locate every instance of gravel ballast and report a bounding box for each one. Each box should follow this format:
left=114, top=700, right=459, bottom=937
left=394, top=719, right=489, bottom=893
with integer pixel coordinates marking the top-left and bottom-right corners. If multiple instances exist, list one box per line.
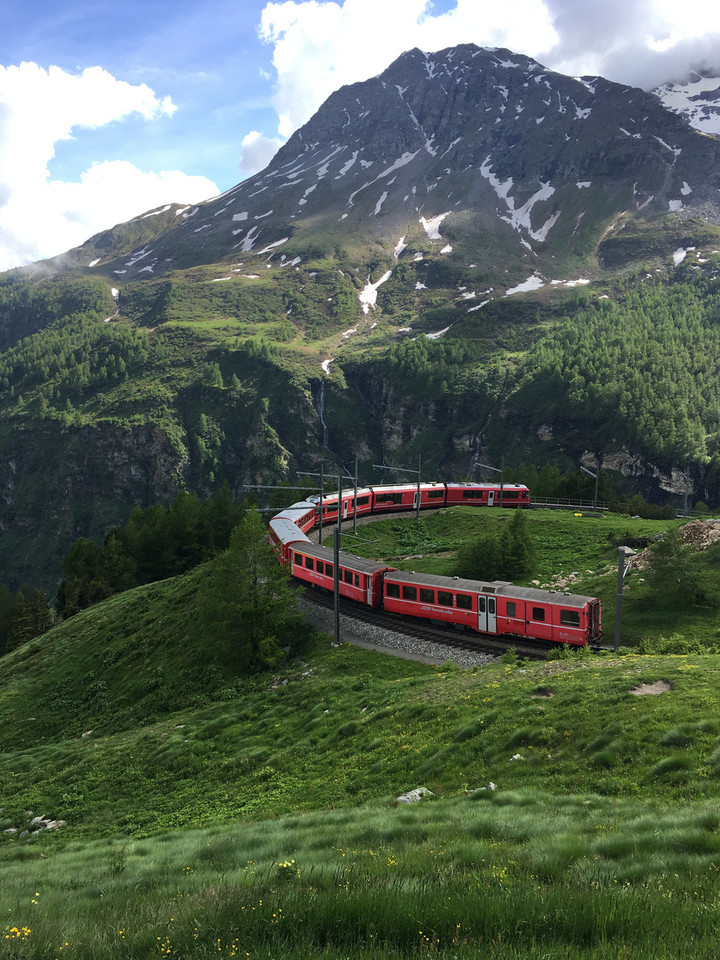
left=300, top=596, right=499, bottom=668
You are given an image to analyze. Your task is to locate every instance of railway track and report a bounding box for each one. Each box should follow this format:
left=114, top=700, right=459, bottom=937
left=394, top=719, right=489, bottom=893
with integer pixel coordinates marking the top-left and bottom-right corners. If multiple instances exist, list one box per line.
left=299, top=582, right=551, bottom=662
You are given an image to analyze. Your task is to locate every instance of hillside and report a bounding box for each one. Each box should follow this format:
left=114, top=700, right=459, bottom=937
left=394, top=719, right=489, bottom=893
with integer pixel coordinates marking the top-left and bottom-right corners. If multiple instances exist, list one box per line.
left=3, top=514, right=720, bottom=957
left=4, top=44, right=720, bottom=589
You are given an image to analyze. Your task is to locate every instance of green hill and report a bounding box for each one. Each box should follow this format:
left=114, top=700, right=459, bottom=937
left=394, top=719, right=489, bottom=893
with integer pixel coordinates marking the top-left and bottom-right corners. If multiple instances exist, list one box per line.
left=3, top=508, right=720, bottom=956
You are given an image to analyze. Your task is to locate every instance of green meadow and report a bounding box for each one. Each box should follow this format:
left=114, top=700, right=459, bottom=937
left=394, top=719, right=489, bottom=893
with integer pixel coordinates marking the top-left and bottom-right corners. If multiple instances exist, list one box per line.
left=3, top=509, right=720, bottom=957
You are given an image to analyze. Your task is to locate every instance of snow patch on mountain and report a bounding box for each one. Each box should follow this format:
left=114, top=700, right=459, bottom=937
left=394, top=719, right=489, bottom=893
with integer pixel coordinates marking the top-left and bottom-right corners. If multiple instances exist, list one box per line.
left=420, top=212, right=451, bottom=239
left=506, top=274, right=544, bottom=295
left=480, top=158, right=560, bottom=242
left=359, top=270, right=392, bottom=313
left=372, top=191, right=389, bottom=215
left=655, top=74, right=720, bottom=136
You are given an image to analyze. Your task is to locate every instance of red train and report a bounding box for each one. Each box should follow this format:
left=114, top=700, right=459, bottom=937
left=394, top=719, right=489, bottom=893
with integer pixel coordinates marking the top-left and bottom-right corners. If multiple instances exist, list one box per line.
left=268, top=481, right=601, bottom=646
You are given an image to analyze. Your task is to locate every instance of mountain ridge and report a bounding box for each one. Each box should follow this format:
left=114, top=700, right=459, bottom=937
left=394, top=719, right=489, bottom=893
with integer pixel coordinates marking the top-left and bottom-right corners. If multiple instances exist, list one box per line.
left=33, top=44, right=720, bottom=290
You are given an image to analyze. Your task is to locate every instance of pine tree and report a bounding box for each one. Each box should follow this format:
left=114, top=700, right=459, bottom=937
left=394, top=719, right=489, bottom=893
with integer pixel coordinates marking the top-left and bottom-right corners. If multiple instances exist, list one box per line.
left=31, top=589, right=52, bottom=635
left=500, top=509, right=536, bottom=580
left=196, top=510, right=304, bottom=672
left=8, top=591, right=34, bottom=650
left=644, top=530, right=703, bottom=609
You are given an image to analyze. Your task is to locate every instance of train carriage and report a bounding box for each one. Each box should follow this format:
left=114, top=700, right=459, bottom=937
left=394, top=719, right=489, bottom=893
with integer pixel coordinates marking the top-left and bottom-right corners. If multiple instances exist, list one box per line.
left=444, top=482, right=530, bottom=508
left=268, top=516, right=311, bottom=564
left=383, top=570, right=496, bottom=631
left=290, top=542, right=397, bottom=608
left=316, top=488, right=374, bottom=525
left=369, top=483, right=448, bottom=513
left=383, top=571, right=601, bottom=645
left=503, top=586, right=602, bottom=646
left=272, top=499, right=319, bottom=534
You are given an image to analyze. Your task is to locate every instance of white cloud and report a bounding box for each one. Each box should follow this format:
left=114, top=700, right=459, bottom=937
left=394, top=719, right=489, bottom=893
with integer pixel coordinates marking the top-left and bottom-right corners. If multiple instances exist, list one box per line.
left=259, top=0, right=558, bottom=138
left=238, top=129, right=285, bottom=177
left=543, top=0, right=720, bottom=88
left=0, top=62, right=217, bottom=271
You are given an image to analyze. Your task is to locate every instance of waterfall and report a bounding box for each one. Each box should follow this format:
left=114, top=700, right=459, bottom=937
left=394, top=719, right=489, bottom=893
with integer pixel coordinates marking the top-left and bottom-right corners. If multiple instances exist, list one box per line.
left=318, top=379, right=329, bottom=447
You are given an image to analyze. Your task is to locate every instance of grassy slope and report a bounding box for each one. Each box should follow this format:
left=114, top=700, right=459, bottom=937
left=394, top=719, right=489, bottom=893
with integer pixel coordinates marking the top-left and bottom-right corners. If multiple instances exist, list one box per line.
left=338, top=507, right=695, bottom=643
left=3, top=512, right=720, bottom=956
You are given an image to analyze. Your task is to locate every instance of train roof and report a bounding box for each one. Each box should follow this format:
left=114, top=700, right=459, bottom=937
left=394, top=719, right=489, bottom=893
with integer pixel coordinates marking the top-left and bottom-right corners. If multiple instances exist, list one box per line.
left=316, top=487, right=374, bottom=503
left=369, top=482, right=446, bottom=493
left=291, top=541, right=397, bottom=576
left=383, top=570, right=596, bottom=607
left=445, top=482, right=529, bottom=490
left=268, top=516, right=311, bottom=546
left=274, top=500, right=317, bottom=517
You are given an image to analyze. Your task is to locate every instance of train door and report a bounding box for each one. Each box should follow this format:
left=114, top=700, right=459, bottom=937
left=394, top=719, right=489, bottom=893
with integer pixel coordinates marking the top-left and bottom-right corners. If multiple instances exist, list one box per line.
left=588, top=600, right=601, bottom=643
left=413, top=489, right=420, bottom=511
left=478, top=595, right=497, bottom=634
left=343, top=497, right=349, bottom=520
left=487, top=490, right=495, bottom=507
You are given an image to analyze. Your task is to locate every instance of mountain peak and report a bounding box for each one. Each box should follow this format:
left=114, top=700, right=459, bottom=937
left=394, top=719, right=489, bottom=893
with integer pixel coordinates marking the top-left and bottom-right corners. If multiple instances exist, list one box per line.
left=59, top=43, right=720, bottom=284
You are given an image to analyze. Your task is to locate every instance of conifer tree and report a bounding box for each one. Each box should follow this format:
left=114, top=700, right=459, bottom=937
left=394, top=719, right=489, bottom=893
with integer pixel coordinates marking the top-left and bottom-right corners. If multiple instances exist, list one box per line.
left=8, top=591, right=34, bottom=650
left=196, top=510, right=304, bottom=672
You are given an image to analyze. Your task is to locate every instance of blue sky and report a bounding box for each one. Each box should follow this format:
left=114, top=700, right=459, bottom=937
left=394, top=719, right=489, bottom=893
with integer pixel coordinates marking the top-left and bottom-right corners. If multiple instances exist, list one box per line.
left=1, top=0, right=719, bottom=270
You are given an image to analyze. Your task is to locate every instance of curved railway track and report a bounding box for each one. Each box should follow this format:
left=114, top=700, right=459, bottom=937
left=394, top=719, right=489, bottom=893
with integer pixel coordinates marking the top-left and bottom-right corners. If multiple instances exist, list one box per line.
left=276, top=494, right=601, bottom=658
left=298, top=581, right=552, bottom=662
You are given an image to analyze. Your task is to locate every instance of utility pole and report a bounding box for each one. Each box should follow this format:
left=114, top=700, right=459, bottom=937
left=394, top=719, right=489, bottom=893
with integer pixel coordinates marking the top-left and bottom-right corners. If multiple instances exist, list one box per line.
left=477, top=460, right=504, bottom=506
left=298, top=470, right=344, bottom=645
left=318, top=464, right=324, bottom=544
left=353, top=456, right=359, bottom=535
left=333, top=474, right=342, bottom=645
left=613, top=546, right=637, bottom=651
left=580, top=465, right=599, bottom=512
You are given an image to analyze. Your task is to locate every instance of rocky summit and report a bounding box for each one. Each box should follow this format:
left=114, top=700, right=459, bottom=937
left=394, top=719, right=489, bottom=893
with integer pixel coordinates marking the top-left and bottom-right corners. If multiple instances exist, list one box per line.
left=67, top=44, right=720, bottom=287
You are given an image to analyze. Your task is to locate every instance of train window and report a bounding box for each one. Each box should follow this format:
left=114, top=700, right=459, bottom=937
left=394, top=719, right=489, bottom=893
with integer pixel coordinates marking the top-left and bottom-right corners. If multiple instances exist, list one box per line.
left=386, top=583, right=400, bottom=598
left=428, top=490, right=444, bottom=499
left=294, top=552, right=303, bottom=564
left=532, top=606, right=546, bottom=621
left=420, top=588, right=435, bottom=603
left=504, top=490, right=518, bottom=499
left=402, top=586, right=418, bottom=601
left=560, top=609, right=581, bottom=627
left=478, top=596, right=486, bottom=613
left=343, top=570, right=353, bottom=584
left=456, top=594, right=472, bottom=610
left=357, top=496, right=370, bottom=506
left=506, top=601, right=516, bottom=617
left=462, top=490, right=482, bottom=499
left=438, top=591, right=453, bottom=606
left=306, top=557, right=314, bottom=570
left=354, top=574, right=360, bottom=587
left=324, top=563, right=334, bottom=576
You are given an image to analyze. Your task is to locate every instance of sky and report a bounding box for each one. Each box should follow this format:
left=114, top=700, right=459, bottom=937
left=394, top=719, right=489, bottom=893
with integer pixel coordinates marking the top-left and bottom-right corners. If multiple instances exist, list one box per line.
left=1, top=0, right=720, bottom=271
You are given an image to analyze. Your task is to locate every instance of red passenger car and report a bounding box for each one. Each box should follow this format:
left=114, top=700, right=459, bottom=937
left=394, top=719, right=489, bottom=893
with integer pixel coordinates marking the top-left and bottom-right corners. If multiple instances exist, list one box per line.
left=290, top=542, right=396, bottom=608
left=382, top=571, right=600, bottom=645
left=268, top=516, right=310, bottom=564
left=316, top=488, right=374, bottom=525
left=369, top=483, right=446, bottom=512
left=272, top=500, right=319, bottom=534
left=444, top=483, right=530, bottom=508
